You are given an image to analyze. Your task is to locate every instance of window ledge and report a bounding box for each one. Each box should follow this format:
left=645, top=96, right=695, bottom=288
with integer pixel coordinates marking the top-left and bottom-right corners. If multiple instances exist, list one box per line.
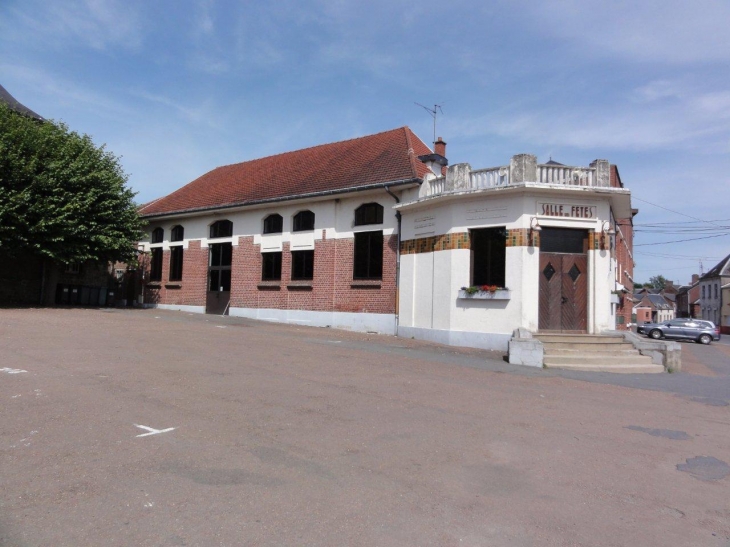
left=258, top=282, right=281, bottom=290
left=351, top=280, right=382, bottom=289
left=165, top=282, right=182, bottom=288
left=287, top=281, right=313, bottom=290
left=146, top=282, right=162, bottom=287
left=458, top=289, right=511, bottom=300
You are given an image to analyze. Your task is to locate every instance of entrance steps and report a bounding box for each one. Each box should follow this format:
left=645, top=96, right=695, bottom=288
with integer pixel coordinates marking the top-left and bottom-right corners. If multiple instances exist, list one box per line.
left=535, top=334, right=664, bottom=373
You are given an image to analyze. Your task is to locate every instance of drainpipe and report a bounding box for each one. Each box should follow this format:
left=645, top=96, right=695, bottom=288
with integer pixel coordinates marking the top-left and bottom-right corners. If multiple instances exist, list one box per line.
left=384, top=185, right=401, bottom=335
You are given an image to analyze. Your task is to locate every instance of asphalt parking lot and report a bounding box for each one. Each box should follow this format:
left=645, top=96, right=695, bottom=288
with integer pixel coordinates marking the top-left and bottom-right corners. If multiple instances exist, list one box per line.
left=1, top=308, right=729, bottom=547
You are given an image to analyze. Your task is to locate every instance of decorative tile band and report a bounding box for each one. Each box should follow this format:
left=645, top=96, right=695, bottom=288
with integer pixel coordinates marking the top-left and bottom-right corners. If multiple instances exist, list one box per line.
left=506, top=228, right=540, bottom=248
left=400, top=232, right=470, bottom=255
left=401, top=229, right=539, bottom=255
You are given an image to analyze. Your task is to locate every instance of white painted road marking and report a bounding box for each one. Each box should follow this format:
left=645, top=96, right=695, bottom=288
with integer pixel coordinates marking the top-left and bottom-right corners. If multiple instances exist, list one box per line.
left=134, top=424, right=176, bottom=437
left=1, top=368, right=27, bottom=374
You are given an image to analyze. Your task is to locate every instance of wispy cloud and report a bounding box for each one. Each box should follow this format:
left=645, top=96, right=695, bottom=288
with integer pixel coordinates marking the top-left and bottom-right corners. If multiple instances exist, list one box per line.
left=2, top=0, right=146, bottom=52
left=129, top=90, right=222, bottom=129
left=0, top=63, right=135, bottom=122
left=512, top=0, right=730, bottom=64
left=450, top=81, right=730, bottom=153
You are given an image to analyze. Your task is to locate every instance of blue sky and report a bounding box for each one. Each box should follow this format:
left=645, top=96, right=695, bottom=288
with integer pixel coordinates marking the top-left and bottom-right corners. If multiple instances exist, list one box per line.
left=2, top=0, right=730, bottom=284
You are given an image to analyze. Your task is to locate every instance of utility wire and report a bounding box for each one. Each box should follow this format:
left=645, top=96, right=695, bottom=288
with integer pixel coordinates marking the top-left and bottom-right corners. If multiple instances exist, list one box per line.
left=634, top=233, right=730, bottom=246
left=632, top=196, right=729, bottom=229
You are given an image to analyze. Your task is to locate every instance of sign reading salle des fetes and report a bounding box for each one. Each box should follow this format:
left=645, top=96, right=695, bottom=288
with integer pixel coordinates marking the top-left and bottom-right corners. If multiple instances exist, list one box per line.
left=538, top=203, right=596, bottom=218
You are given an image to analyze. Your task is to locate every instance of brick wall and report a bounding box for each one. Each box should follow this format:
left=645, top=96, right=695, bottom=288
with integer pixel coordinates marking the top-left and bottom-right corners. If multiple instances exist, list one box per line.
left=144, top=241, right=207, bottom=307
left=144, top=232, right=397, bottom=315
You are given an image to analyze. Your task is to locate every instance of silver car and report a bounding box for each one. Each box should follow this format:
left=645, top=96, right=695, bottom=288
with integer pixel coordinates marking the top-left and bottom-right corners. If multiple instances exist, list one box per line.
left=637, top=319, right=721, bottom=345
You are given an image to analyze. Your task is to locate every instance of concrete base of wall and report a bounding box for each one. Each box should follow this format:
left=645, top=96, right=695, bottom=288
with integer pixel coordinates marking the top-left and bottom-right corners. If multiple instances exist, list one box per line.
left=397, top=325, right=511, bottom=352
left=507, top=328, right=544, bottom=367
left=229, top=307, right=397, bottom=335
left=153, top=304, right=206, bottom=313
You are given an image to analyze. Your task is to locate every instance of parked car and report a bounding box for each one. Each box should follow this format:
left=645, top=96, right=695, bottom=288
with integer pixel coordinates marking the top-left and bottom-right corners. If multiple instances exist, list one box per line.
left=637, top=319, right=721, bottom=344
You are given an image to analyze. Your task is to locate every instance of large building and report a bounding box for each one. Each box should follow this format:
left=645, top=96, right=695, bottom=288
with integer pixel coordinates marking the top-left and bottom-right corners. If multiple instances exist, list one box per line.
left=138, top=127, right=634, bottom=352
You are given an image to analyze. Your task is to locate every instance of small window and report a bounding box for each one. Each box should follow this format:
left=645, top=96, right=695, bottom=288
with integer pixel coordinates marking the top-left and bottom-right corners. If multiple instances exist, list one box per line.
left=293, top=211, right=315, bottom=232
left=354, top=203, right=384, bottom=226
left=715, top=284, right=718, bottom=298
left=291, top=250, right=314, bottom=280
left=702, top=286, right=706, bottom=298
left=262, top=252, right=282, bottom=281
left=169, top=246, right=183, bottom=281
left=150, top=248, right=163, bottom=281
left=353, top=231, right=383, bottom=280
left=263, top=214, right=283, bottom=234
left=151, top=227, right=164, bottom=244
left=64, top=263, right=81, bottom=274
left=210, top=220, right=233, bottom=239
left=471, top=228, right=506, bottom=287
left=171, top=225, right=184, bottom=242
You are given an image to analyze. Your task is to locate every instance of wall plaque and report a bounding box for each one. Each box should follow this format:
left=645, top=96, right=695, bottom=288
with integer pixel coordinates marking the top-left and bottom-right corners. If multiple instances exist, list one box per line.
left=539, top=203, right=596, bottom=218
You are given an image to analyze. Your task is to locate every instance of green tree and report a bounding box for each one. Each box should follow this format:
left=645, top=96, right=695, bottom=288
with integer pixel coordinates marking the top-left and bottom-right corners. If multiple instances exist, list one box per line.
left=0, top=103, right=142, bottom=264
left=649, top=275, right=668, bottom=289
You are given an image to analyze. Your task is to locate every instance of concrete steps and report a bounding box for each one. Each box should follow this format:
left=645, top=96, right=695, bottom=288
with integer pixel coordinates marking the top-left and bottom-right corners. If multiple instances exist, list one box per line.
left=535, top=334, right=664, bottom=373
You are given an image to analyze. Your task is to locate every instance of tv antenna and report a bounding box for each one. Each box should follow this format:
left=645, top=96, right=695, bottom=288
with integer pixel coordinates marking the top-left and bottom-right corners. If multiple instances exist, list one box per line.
left=415, top=102, right=444, bottom=144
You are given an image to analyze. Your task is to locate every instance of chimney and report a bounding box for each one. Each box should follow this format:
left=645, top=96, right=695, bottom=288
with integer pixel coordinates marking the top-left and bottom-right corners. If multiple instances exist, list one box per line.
left=434, top=137, right=446, bottom=158
left=692, top=274, right=699, bottom=284
left=417, top=136, right=448, bottom=176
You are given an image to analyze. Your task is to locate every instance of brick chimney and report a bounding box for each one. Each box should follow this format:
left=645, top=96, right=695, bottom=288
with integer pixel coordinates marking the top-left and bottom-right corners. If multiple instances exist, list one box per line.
left=434, top=137, right=446, bottom=157
left=417, top=136, right=448, bottom=176
left=691, top=274, right=699, bottom=284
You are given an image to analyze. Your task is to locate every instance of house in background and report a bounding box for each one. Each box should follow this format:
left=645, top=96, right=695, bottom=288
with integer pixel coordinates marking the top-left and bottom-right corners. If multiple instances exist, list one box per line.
left=138, top=127, right=634, bottom=352
left=699, top=253, right=730, bottom=333
left=676, top=274, right=701, bottom=319
left=632, top=291, right=674, bottom=324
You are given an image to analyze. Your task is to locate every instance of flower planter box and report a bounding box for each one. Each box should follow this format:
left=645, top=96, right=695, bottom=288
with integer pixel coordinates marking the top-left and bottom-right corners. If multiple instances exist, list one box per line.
left=458, top=289, right=511, bottom=300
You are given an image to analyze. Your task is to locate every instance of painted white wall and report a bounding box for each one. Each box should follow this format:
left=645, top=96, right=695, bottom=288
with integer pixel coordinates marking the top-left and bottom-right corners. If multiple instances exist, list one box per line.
left=139, top=189, right=403, bottom=252
left=397, top=189, right=621, bottom=345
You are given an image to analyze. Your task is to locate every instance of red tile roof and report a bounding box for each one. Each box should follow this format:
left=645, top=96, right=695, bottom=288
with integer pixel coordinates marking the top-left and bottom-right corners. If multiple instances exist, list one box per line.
left=140, top=126, right=433, bottom=217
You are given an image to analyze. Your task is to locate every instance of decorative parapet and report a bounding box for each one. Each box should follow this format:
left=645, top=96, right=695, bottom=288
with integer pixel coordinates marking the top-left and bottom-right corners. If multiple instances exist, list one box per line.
left=420, top=155, right=610, bottom=198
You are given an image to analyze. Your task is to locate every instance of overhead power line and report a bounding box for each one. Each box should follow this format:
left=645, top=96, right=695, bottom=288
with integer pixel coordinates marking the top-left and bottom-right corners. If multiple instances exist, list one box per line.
left=634, top=233, right=730, bottom=246
left=632, top=196, right=729, bottom=230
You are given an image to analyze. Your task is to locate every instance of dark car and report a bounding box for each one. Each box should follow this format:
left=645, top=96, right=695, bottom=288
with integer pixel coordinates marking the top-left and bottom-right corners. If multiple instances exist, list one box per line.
left=637, top=319, right=721, bottom=344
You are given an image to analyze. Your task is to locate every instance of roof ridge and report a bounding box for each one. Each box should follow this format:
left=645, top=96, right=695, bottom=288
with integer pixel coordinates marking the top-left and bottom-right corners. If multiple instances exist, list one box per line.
left=403, top=126, right=423, bottom=180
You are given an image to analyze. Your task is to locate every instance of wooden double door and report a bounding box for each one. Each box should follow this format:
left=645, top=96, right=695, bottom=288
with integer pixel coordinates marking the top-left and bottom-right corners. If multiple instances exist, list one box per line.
left=539, top=252, right=588, bottom=333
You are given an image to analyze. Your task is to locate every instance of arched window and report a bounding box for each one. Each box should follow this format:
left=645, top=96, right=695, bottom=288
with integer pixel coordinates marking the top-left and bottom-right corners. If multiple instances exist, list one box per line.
left=151, top=227, right=164, bottom=244
left=354, top=203, right=383, bottom=226
left=263, top=214, right=283, bottom=234
left=293, top=210, right=315, bottom=232
left=210, top=220, right=233, bottom=239
left=171, top=225, right=184, bottom=242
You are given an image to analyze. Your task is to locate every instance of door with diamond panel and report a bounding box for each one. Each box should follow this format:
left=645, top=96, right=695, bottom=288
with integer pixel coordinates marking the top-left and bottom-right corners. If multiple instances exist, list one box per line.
left=538, top=228, right=588, bottom=332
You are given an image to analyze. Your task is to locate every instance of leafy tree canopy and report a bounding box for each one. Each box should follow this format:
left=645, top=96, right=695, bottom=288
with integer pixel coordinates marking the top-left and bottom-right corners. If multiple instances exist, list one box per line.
left=0, top=103, right=142, bottom=264
left=649, top=275, right=668, bottom=289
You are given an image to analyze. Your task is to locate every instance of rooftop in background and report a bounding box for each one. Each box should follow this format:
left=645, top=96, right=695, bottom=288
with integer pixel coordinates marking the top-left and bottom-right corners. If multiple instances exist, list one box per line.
left=0, top=84, right=43, bottom=120
left=701, top=253, right=730, bottom=280
left=139, top=126, right=432, bottom=218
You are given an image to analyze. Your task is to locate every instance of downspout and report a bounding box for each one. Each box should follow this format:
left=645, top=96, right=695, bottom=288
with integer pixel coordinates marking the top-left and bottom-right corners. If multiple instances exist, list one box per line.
left=384, top=185, right=401, bottom=335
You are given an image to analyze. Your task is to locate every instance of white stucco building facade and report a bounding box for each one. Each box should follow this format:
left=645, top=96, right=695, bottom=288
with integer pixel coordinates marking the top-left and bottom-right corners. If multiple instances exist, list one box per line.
left=395, top=154, right=632, bottom=352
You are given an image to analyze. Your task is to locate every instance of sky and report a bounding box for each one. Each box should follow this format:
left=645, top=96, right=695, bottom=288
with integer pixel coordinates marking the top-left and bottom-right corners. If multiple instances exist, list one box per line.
left=2, top=0, right=730, bottom=285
